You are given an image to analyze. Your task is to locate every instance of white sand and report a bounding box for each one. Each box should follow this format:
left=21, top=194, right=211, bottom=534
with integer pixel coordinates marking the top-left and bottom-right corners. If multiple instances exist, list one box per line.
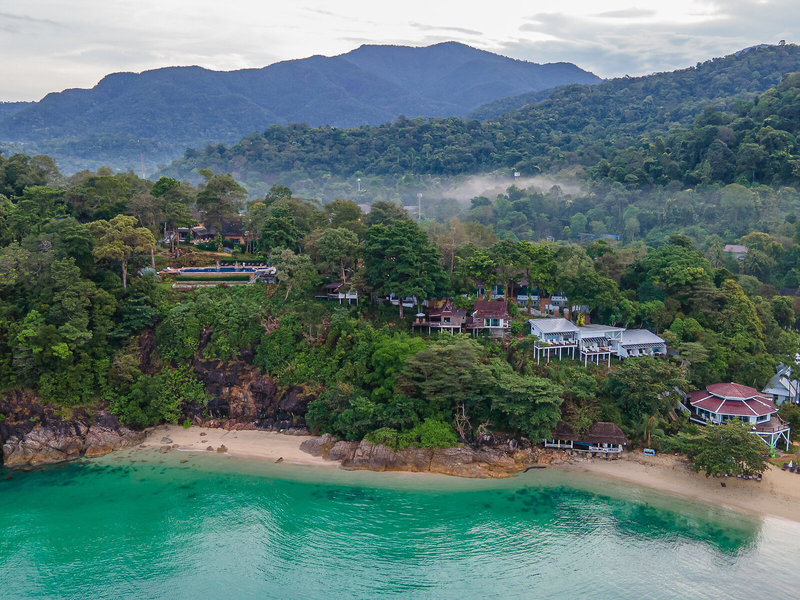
left=563, top=451, right=800, bottom=523
left=141, top=425, right=335, bottom=468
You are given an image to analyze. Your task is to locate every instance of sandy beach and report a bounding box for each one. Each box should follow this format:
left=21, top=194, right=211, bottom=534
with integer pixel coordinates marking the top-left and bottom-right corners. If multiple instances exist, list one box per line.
left=140, top=424, right=335, bottom=468
left=563, top=451, right=800, bottom=523
left=142, top=425, right=800, bottom=522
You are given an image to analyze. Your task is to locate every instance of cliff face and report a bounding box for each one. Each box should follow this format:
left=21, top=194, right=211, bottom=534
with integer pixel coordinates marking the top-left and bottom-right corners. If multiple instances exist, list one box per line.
left=301, top=434, right=568, bottom=478
left=0, top=391, right=144, bottom=469
left=191, top=359, right=314, bottom=433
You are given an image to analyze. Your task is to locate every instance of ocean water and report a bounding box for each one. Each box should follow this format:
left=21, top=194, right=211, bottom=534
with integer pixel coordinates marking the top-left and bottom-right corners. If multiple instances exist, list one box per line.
left=0, top=450, right=796, bottom=599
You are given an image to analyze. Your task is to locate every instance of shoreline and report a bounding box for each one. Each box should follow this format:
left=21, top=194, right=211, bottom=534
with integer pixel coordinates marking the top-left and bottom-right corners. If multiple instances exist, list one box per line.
left=141, top=425, right=800, bottom=523
left=139, top=424, right=336, bottom=469
left=560, top=451, right=800, bottom=524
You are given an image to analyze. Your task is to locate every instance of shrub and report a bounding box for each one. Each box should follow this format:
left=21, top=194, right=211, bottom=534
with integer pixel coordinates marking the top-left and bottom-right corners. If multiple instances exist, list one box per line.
left=365, top=427, right=400, bottom=449
left=510, top=321, right=526, bottom=336
left=397, top=418, right=458, bottom=449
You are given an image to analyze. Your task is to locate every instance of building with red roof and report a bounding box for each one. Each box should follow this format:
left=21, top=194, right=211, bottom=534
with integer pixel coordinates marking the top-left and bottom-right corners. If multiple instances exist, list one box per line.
left=686, top=382, right=791, bottom=450
left=466, top=300, right=510, bottom=337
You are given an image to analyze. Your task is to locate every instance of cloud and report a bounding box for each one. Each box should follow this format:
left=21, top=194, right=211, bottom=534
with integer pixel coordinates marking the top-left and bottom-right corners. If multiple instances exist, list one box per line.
left=502, top=2, right=800, bottom=78
left=594, top=8, right=657, bottom=19
left=0, top=11, right=59, bottom=26
left=409, top=22, right=483, bottom=36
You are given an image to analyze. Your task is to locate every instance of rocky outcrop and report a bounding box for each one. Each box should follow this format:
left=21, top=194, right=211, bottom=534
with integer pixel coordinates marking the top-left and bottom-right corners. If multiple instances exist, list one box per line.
left=192, top=359, right=314, bottom=431
left=300, top=434, right=567, bottom=478
left=0, top=392, right=144, bottom=469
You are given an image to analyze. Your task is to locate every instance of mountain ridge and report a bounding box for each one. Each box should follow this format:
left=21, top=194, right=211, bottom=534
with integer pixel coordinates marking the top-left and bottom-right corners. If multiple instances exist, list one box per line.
left=0, top=42, right=600, bottom=174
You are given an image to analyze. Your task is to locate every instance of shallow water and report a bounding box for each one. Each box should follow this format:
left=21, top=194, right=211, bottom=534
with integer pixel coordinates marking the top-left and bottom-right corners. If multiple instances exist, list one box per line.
left=0, top=451, right=795, bottom=599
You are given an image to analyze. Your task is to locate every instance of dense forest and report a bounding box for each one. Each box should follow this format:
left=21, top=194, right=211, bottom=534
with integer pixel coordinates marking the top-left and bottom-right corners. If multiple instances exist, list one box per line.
left=162, top=44, right=800, bottom=197
left=1, top=148, right=799, bottom=458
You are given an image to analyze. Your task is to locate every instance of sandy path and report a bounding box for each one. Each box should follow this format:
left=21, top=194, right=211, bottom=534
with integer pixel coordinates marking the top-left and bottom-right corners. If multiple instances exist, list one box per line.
left=562, top=452, right=800, bottom=523
left=141, top=425, right=335, bottom=468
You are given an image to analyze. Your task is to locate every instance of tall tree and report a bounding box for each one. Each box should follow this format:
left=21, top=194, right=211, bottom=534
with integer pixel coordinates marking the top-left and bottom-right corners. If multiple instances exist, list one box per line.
left=315, top=227, right=360, bottom=284
left=87, top=215, right=155, bottom=289
left=268, top=248, right=319, bottom=301
left=196, top=170, right=247, bottom=231
left=364, top=220, right=447, bottom=317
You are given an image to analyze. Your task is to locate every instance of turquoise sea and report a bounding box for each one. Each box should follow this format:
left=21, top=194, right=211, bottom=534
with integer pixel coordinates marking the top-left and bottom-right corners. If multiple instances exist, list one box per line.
left=0, top=450, right=796, bottom=599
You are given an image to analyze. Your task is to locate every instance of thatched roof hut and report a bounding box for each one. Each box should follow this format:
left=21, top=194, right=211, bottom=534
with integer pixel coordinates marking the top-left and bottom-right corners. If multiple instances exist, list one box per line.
left=583, top=422, right=627, bottom=446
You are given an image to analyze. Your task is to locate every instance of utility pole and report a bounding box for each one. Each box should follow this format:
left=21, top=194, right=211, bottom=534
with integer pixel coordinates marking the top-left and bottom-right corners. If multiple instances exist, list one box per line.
left=417, top=193, right=422, bottom=221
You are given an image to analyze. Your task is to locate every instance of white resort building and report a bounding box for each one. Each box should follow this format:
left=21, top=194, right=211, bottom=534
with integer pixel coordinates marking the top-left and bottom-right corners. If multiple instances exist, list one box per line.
left=527, top=318, right=667, bottom=365
left=528, top=318, right=579, bottom=364
left=762, top=364, right=799, bottom=405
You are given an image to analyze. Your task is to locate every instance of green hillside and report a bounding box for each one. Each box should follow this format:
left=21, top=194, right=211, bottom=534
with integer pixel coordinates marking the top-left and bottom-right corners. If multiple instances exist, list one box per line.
left=161, top=44, right=800, bottom=194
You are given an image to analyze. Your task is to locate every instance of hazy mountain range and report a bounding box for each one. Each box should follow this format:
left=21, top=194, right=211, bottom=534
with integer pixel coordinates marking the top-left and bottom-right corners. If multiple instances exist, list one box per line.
left=0, top=42, right=599, bottom=174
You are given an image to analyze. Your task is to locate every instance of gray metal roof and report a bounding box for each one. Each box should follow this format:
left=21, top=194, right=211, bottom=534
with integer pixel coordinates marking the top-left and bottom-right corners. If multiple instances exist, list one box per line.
left=527, top=318, right=579, bottom=335
left=620, top=329, right=666, bottom=347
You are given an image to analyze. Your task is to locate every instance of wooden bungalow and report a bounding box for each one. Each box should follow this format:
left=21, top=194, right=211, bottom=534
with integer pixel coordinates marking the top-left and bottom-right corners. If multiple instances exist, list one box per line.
left=544, top=421, right=628, bottom=454
left=317, top=282, right=358, bottom=304
left=466, top=300, right=510, bottom=337
left=411, top=300, right=467, bottom=334
left=686, top=382, right=791, bottom=451
left=528, top=318, right=579, bottom=363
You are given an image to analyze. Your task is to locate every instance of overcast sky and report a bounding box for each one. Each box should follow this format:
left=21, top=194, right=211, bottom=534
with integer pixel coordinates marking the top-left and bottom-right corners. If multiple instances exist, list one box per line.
left=2, top=0, right=799, bottom=101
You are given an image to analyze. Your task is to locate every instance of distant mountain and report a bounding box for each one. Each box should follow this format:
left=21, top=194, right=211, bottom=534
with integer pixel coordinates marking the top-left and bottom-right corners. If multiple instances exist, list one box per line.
left=0, top=42, right=599, bottom=174
left=468, top=42, right=800, bottom=122
left=159, top=43, right=800, bottom=198
left=0, top=102, right=33, bottom=122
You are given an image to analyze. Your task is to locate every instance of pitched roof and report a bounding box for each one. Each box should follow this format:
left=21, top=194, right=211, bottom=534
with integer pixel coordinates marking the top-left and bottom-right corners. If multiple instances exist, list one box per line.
left=577, top=324, right=625, bottom=334
left=472, top=300, right=510, bottom=319
left=723, top=244, right=748, bottom=253
left=583, top=422, right=628, bottom=445
left=620, top=329, right=666, bottom=347
left=688, top=383, right=777, bottom=417
left=549, top=421, right=627, bottom=445
left=528, top=318, right=579, bottom=335
left=706, top=382, right=763, bottom=400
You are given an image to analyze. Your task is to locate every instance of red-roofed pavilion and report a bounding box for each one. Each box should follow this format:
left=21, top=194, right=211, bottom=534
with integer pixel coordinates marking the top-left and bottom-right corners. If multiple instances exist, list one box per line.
left=686, top=382, right=791, bottom=450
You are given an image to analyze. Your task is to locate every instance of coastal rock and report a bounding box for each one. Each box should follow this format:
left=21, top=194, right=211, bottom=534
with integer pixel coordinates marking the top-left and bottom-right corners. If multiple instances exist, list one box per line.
left=299, top=434, right=337, bottom=457
left=0, top=392, right=145, bottom=468
left=327, top=441, right=359, bottom=462
left=300, top=433, right=569, bottom=479
left=191, top=359, right=314, bottom=432
left=83, top=413, right=146, bottom=458
left=2, top=426, right=84, bottom=468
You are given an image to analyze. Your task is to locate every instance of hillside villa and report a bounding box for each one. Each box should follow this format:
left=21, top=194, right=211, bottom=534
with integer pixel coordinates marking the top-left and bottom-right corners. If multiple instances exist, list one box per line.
left=685, top=382, right=792, bottom=451
left=528, top=318, right=666, bottom=365
left=316, top=282, right=359, bottom=304
left=762, top=363, right=799, bottom=405
left=529, top=318, right=579, bottom=363
left=466, top=300, right=511, bottom=337
left=411, top=300, right=467, bottom=334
